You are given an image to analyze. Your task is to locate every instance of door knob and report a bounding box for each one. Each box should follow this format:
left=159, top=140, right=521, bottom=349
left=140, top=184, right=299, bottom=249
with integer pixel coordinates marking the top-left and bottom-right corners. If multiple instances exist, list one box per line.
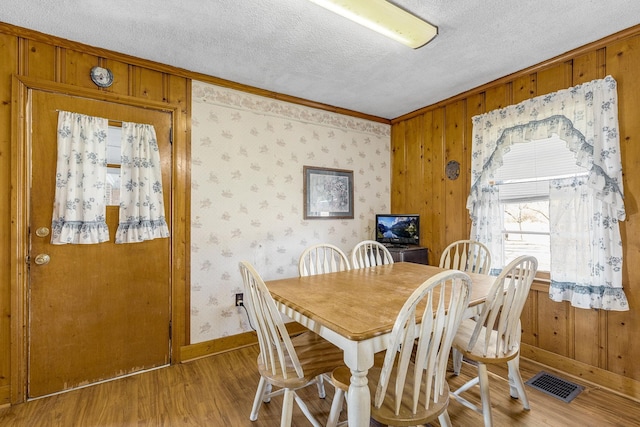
left=35, top=227, right=50, bottom=237
left=34, top=254, right=51, bottom=265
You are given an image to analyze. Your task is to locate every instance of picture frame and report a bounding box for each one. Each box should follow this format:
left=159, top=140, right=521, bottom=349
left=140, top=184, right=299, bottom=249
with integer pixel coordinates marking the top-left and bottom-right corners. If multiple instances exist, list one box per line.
left=303, top=166, right=354, bottom=219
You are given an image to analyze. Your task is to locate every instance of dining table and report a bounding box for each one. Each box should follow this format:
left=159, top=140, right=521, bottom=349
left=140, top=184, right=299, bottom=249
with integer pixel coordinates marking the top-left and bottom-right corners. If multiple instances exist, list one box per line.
left=266, top=261, right=496, bottom=427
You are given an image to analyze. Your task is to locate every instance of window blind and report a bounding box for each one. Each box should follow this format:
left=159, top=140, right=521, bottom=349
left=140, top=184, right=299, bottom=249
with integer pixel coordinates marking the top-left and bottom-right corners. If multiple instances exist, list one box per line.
left=492, top=135, right=587, bottom=202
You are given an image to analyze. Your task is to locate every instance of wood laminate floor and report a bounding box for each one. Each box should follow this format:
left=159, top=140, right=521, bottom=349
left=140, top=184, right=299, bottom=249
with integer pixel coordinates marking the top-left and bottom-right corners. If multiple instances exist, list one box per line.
left=0, top=344, right=638, bottom=426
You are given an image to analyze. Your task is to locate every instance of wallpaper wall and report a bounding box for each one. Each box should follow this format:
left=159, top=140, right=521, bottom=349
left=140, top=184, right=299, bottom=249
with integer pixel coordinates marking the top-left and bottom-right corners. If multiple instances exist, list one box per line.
left=190, top=81, right=391, bottom=343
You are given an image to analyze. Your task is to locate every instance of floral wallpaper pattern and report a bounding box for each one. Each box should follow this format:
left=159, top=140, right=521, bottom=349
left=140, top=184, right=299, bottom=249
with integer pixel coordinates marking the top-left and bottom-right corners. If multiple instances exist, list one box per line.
left=190, top=81, right=391, bottom=343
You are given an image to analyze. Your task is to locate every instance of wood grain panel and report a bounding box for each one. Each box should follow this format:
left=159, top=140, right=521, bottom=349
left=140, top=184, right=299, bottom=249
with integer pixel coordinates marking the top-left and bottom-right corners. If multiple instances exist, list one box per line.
left=132, top=66, right=166, bottom=102
left=520, top=290, right=538, bottom=346
left=430, top=108, right=446, bottom=263
left=62, top=49, right=99, bottom=88
left=103, top=59, right=131, bottom=96
left=464, top=93, right=485, bottom=237
left=572, top=50, right=605, bottom=84
left=483, top=82, right=510, bottom=112
left=167, top=75, right=190, bottom=350
left=512, top=74, right=536, bottom=104
left=24, top=39, right=56, bottom=81
left=420, top=111, right=436, bottom=253
left=604, top=34, right=640, bottom=380
left=390, top=122, right=406, bottom=212
left=572, top=308, right=601, bottom=366
left=0, top=32, right=18, bottom=406
left=535, top=293, right=570, bottom=357
left=167, top=74, right=189, bottom=106
left=536, top=62, right=572, bottom=96
left=404, top=115, right=424, bottom=215
left=443, top=100, right=467, bottom=245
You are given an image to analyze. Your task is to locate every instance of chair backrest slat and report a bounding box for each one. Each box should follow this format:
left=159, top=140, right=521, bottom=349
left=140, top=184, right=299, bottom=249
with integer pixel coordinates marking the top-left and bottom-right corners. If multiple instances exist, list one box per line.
left=239, top=261, right=304, bottom=380
left=351, top=240, right=394, bottom=269
left=374, top=270, right=472, bottom=416
left=299, top=244, right=350, bottom=276
left=440, top=239, right=492, bottom=274
left=467, top=255, right=538, bottom=357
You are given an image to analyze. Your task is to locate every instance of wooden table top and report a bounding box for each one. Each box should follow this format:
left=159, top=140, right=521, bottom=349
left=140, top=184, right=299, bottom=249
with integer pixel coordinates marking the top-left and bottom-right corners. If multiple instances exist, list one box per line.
left=266, top=262, right=495, bottom=342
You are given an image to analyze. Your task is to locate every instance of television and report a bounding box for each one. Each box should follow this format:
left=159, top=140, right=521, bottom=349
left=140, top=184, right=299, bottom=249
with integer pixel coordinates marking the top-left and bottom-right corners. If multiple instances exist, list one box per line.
left=375, top=214, right=420, bottom=247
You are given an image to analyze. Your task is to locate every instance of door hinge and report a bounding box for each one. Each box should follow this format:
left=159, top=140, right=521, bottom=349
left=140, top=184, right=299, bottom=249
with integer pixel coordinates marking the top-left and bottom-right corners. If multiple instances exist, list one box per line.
left=169, top=320, right=172, bottom=338
left=169, top=127, right=173, bottom=145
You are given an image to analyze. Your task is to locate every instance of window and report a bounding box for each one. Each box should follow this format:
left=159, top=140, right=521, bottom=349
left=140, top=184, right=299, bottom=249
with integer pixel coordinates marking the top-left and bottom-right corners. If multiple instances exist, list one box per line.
left=53, top=112, right=169, bottom=245
left=492, top=135, right=587, bottom=272
left=105, top=124, right=122, bottom=206
left=467, top=76, right=628, bottom=310
left=502, top=201, right=550, bottom=271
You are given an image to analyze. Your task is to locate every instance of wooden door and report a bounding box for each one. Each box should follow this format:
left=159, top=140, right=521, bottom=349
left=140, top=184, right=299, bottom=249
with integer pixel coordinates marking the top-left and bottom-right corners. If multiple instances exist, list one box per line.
left=27, top=90, right=172, bottom=398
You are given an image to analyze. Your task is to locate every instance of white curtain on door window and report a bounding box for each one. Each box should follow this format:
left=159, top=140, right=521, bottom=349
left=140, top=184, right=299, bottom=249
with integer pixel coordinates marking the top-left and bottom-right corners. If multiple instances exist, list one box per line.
left=51, top=111, right=110, bottom=244
left=468, top=76, right=628, bottom=311
left=115, top=122, right=170, bottom=243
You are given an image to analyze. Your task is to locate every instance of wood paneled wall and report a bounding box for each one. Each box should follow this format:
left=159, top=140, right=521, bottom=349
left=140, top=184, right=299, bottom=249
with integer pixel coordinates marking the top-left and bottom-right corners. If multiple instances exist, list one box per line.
left=390, top=25, right=640, bottom=399
left=0, top=24, right=192, bottom=405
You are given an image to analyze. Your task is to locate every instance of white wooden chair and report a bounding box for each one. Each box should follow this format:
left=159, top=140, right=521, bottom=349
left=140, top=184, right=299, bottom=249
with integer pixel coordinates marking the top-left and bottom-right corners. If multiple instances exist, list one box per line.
left=298, top=243, right=350, bottom=276
left=238, top=261, right=344, bottom=427
left=327, top=270, right=472, bottom=427
left=298, top=243, right=351, bottom=398
left=450, top=255, right=538, bottom=427
left=350, top=240, right=394, bottom=268
left=439, top=239, right=492, bottom=274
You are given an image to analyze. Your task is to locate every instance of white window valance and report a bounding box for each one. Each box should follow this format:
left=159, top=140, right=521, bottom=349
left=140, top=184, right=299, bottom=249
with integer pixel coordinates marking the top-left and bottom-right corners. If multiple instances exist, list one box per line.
left=468, top=76, right=628, bottom=311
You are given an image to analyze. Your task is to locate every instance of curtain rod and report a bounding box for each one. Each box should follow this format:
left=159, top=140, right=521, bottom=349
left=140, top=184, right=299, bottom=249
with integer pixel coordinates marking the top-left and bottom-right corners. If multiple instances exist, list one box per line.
left=491, top=172, right=588, bottom=186
left=55, top=110, right=123, bottom=124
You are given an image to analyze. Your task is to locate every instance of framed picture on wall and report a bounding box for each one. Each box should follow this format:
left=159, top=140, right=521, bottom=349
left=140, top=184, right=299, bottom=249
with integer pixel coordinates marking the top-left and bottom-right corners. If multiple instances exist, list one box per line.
left=303, top=166, right=354, bottom=219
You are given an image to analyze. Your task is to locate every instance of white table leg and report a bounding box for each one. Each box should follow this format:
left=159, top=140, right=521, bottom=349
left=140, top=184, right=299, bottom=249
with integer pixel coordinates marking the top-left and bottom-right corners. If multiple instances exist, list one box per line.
left=347, top=368, right=370, bottom=427
left=343, top=340, right=376, bottom=427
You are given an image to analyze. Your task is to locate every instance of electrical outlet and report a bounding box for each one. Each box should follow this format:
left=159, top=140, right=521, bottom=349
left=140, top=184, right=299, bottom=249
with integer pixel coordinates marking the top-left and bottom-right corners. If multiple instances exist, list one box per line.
left=235, top=293, right=243, bottom=307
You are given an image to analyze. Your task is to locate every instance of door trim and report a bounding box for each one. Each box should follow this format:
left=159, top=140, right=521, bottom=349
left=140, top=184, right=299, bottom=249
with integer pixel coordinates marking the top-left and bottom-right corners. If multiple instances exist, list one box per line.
left=10, top=75, right=189, bottom=404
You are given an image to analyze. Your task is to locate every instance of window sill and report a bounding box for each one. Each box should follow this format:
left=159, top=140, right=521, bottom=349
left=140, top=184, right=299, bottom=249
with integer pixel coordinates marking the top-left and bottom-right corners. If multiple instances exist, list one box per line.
left=531, top=278, right=550, bottom=293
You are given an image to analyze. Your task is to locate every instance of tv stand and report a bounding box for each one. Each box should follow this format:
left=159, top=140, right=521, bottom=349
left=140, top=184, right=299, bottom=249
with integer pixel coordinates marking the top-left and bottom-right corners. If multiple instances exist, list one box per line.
left=386, top=245, right=428, bottom=265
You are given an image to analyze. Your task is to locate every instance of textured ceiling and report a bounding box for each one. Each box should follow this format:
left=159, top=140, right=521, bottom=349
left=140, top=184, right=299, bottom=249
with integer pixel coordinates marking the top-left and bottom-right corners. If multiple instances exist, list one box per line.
left=2, top=1, right=640, bottom=119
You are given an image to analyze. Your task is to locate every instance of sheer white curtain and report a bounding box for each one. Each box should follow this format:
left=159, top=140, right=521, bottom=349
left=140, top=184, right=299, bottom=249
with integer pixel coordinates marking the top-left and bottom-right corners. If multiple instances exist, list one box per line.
left=549, top=176, right=626, bottom=309
left=114, top=122, right=170, bottom=243
left=51, top=111, right=110, bottom=244
left=468, top=76, right=628, bottom=311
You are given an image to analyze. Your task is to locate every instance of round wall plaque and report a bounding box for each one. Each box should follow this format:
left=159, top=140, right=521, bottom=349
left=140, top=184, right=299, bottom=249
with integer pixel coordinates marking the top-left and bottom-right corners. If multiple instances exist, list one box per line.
left=446, top=160, right=460, bottom=180
left=90, top=66, right=114, bottom=88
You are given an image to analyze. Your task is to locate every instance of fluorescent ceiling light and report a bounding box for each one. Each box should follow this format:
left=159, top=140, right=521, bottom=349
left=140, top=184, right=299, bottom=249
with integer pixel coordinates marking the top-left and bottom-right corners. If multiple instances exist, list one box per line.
left=308, top=0, right=438, bottom=49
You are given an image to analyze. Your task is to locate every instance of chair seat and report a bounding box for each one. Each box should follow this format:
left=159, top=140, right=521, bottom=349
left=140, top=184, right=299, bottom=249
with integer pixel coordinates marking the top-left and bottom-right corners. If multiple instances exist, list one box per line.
left=257, top=331, right=344, bottom=389
left=330, top=365, right=351, bottom=392
left=367, top=366, right=450, bottom=426
left=453, top=318, right=520, bottom=364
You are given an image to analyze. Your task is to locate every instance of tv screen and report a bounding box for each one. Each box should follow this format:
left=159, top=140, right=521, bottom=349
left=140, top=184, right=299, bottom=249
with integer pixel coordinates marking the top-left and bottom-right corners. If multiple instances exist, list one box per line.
left=375, top=214, right=420, bottom=246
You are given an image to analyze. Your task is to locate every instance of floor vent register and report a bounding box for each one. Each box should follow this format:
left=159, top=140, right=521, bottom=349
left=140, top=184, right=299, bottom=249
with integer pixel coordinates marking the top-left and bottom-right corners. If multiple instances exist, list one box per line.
left=525, top=371, right=583, bottom=403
